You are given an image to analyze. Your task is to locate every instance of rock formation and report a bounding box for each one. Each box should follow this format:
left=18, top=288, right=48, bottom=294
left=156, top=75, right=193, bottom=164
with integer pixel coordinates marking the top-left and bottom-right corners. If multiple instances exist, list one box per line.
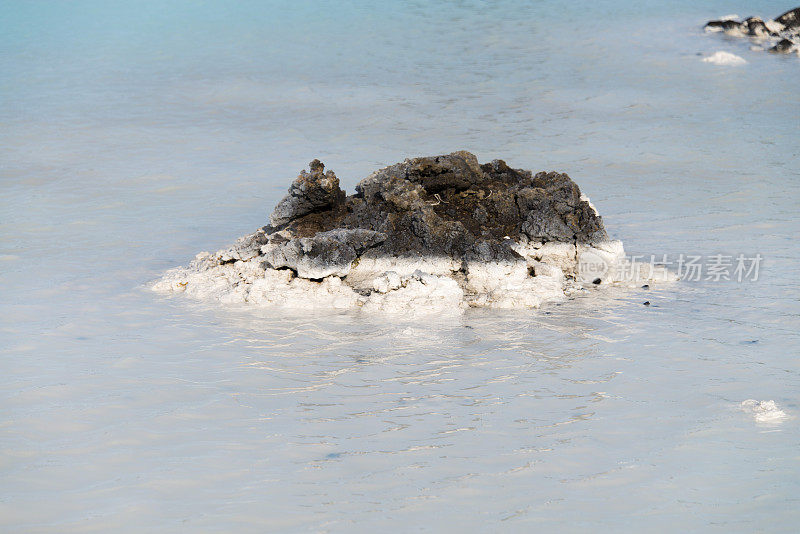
left=153, top=152, right=671, bottom=313
left=704, top=7, right=800, bottom=54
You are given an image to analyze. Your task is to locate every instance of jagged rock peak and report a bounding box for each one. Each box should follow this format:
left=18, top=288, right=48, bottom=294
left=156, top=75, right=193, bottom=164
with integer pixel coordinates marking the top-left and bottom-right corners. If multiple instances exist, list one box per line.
left=269, top=158, right=346, bottom=228
left=266, top=151, right=607, bottom=263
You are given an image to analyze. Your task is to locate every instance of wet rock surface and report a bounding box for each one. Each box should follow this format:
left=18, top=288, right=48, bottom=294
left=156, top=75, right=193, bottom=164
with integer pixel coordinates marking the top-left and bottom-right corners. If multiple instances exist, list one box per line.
left=266, top=151, right=606, bottom=262
left=269, top=159, right=346, bottom=228
left=777, top=7, right=800, bottom=29
left=705, top=7, right=800, bottom=54
left=154, top=152, right=672, bottom=312
left=262, top=228, right=386, bottom=279
left=771, top=38, right=797, bottom=53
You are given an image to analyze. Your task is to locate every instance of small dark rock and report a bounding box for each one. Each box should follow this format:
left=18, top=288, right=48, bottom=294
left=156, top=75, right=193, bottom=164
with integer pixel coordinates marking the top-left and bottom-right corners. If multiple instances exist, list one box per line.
left=744, top=17, right=774, bottom=37
left=704, top=19, right=744, bottom=32
left=770, top=38, right=796, bottom=53
left=643, top=301, right=651, bottom=306
left=592, top=278, right=602, bottom=285
left=641, top=284, right=649, bottom=289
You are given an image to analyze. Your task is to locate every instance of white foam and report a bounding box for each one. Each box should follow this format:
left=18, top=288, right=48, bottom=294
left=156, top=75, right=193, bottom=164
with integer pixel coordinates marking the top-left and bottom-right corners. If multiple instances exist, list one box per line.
left=702, top=51, right=747, bottom=66
left=719, top=14, right=740, bottom=22
left=741, top=399, right=788, bottom=423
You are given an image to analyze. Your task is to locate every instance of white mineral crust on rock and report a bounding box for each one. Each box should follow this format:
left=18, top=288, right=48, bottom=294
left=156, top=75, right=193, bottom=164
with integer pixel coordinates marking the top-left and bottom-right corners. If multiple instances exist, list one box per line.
left=153, top=237, right=671, bottom=314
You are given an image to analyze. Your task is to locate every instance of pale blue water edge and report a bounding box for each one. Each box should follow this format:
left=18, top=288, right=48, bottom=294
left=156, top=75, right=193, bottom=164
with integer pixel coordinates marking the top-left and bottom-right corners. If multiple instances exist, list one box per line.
left=1, top=1, right=799, bottom=532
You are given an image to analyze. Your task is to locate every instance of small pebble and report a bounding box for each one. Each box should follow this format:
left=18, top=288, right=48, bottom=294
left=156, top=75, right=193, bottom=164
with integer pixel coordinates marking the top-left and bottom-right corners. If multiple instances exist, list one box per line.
left=643, top=301, right=651, bottom=306
left=592, top=278, right=602, bottom=285
left=641, top=284, right=649, bottom=289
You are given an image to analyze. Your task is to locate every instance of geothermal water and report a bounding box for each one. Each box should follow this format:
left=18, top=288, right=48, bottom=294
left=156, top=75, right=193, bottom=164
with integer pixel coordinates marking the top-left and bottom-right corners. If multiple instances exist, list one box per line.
left=2, top=0, right=799, bottom=531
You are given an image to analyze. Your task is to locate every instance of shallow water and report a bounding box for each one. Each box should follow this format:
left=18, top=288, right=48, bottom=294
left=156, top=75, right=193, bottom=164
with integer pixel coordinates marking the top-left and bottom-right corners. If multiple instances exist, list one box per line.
left=2, top=1, right=799, bottom=531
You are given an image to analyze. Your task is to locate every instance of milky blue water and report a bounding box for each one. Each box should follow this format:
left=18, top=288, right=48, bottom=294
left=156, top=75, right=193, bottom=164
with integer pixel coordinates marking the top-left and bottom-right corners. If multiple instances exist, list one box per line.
left=2, top=1, right=799, bottom=532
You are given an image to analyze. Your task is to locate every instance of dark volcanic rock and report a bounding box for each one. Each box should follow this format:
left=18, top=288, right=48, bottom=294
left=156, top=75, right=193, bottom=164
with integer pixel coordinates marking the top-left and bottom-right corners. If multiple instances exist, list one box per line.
left=771, top=38, right=797, bottom=53
left=154, top=152, right=670, bottom=311
left=776, top=7, right=800, bottom=29
left=704, top=7, right=800, bottom=53
left=263, top=228, right=386, bottom=279
left=744, top=17, right=772, bottom=37
left=269, top=159, right=346, bottom=228
left=705, top=19, right=750, bottom=33
left=263, top=151, right=607, bottom=267
left=704, top=15, right=780, bottom=37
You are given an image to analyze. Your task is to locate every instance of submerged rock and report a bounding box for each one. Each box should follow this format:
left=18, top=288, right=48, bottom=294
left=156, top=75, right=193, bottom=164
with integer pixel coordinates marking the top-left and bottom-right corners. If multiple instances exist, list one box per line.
left=153, top=152, right=673, bottom=313
left=770, top=38, right=797, bottom=53
left=704, top=7, right=800, bottom=55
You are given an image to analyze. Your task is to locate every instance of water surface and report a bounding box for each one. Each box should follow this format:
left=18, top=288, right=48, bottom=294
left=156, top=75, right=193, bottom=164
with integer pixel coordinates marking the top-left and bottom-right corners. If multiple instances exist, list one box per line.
left=2, top=1, right=799, bottom=531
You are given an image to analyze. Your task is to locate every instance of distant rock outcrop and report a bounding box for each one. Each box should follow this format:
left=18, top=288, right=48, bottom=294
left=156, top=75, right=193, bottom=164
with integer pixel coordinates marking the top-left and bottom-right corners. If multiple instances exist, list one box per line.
left=704, top=7, right=800, bottom=54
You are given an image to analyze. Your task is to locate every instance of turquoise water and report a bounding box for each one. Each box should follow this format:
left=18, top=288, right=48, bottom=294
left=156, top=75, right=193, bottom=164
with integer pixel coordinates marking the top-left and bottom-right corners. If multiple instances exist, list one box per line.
left=2, top=1, right=799, bottom=531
